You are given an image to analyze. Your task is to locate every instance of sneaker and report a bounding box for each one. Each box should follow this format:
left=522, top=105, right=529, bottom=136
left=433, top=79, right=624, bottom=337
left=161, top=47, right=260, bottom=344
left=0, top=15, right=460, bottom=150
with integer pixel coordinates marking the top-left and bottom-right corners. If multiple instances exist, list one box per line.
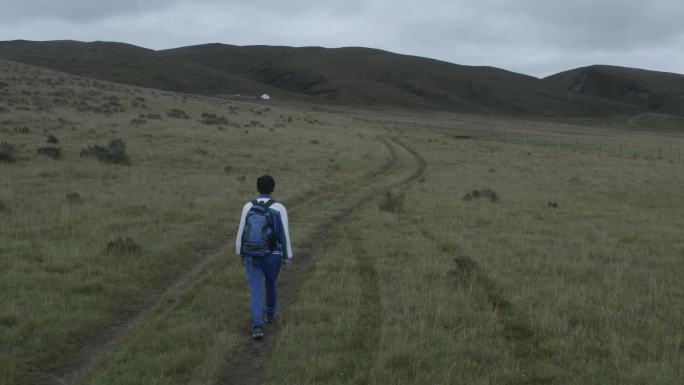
left=252, top=326, right=264, bottom=340
left=265, top=312, right=277, bottom=323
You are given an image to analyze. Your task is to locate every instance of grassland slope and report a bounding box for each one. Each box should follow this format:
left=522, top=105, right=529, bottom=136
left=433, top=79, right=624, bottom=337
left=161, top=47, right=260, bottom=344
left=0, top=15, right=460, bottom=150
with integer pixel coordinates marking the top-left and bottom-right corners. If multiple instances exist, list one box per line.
left=544, top=65, right=684, bottom=116
left=0, top=40, right=281, bottom=97
left=162, top=43, right=637, bottom=116
left=4, top=40, right=684, bottom=117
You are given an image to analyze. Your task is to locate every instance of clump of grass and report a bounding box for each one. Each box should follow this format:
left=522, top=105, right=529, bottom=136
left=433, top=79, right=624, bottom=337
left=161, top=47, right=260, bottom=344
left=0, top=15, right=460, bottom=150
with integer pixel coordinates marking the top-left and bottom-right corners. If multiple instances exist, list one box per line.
left=47, top=135, right=59, bottom=144
left=448, top=256, right=509, bottom=309
left=0, top=200, right=9, bottom=213
left=145, top=113, right=163, bottom=120
left=462, top=189, right=498, bottom=202
left=451, top=134, right=472, bottom=140
left=244, top=120, right=263, bottom=128
left=547, top=201, right=559, bottom=208
left=130, top=118, right=146, bottom=126
left=80, top=139, right=130, bottom=165
left=167, top=108, right=190, bottom=119
left=105, top=237, right=141, bottom=255
left=379, top=191, right=403, bottom=213
left=1, top=142, right=16, bottom=163
left=14, top=127, right=30, bottom=134
left=37, top=146, right=62, bottom=160
left=66, top=192, right=82, bottom=203
left=310, top=139, right=320, bottom=145
left=200, top=113, right=228, bottom=125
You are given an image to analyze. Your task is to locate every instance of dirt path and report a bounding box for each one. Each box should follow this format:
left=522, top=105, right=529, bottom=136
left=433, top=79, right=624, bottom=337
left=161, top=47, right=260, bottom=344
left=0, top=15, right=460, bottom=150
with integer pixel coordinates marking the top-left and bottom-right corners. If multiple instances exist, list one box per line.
left=217, top=136, right=427, bottom=385
left=43, top=138, right=397, bottom=385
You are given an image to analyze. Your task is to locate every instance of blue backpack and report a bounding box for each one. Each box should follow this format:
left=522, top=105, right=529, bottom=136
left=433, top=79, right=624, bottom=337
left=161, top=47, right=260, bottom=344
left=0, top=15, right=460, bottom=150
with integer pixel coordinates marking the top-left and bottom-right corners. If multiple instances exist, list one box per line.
left=241, top=199, right=278, bottom=258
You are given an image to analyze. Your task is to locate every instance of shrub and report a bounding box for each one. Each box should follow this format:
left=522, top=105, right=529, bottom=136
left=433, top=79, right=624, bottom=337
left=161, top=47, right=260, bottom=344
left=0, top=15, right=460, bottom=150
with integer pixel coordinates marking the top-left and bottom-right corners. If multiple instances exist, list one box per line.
left=130, top=118, right=146, bottom=126
left=105, top=237, right=141, bottom=255
left=167, top=109, right=190, bottom=119
left=200, top=113, right=228, bottom=125
left=379, top=191, right=403, bottom=213
left=37, top=146, right=62, bottom=160
left=66, top=192, right=82, bottom=203
left=462, top=189, right=498, bottom=202
left=146, top=113, right=163, bottom=120
left=80, top=138, right=130, bottom=165
left=0, top=142, right=16, bottom=163
left=0, top=200, right=9, bottom=213
left=47, top=135, right=59, bottom=144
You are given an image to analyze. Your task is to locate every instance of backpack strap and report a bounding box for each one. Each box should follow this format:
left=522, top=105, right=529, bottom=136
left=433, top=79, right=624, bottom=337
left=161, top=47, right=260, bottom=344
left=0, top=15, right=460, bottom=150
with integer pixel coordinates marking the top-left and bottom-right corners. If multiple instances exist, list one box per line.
left=251, top=199, right=276, bottom=208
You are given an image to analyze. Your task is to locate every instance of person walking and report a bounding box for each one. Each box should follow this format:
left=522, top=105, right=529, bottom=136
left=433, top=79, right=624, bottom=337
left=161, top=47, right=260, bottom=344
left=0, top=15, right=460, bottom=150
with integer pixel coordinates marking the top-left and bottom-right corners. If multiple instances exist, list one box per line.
left=236, top=175, right=293, bottom=339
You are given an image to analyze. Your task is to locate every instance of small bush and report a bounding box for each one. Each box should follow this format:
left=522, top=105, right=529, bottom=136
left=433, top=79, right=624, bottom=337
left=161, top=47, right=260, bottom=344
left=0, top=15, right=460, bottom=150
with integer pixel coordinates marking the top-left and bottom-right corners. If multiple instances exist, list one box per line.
left=462, top=189, right=498, bottom=202
left=80, top=138, right=130, bottom=165
left=130, top=118, right=146, bottom=126
left=201, top=113, right=228, bottom=125
left=47, top=135, right=59, bottom=144
left=310, top=140, right=320, bottom=145
left=37, top=146, right=62, bottom=160
left=66, top=192, right=82, bottom=203
left=167, top=109, right=190, bottom=119
left=379, top=191, right=403, bottom=213
left=105, top=237, right=141, bottom=255
left=146, top=113, right=163, bottom=120
left=0, top=200, right=9, bottom=213
left=547, top=201, right=558, bottom=208
left=0, top=142, right=16, bottom=163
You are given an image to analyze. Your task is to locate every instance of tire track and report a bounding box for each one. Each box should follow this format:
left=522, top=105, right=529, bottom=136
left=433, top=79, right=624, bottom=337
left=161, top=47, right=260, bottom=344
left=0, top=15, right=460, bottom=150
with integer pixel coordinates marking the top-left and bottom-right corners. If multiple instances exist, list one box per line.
left=217, top=135, right=427, bottom=385
left=447, top=255, right=561, bottom=383
left=42, top=137, right=397, bottom=385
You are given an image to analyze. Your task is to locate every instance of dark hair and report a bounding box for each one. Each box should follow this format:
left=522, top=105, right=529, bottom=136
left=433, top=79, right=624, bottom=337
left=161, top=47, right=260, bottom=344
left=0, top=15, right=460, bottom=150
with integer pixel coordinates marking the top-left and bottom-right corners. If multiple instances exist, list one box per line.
left=257, top=175, right=275, bottom=194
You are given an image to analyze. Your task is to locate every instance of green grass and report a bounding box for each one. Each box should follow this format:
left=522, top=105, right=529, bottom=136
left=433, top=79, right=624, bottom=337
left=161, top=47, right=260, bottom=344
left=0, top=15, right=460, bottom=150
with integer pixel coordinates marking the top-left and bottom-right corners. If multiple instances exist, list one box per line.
left=263, top=126, right=684, bottom=384
left=0, top=59, right=387, bottom=385
left=2, top=56, right=684, bottom=385
left=6, top=40, right=682, bottom=117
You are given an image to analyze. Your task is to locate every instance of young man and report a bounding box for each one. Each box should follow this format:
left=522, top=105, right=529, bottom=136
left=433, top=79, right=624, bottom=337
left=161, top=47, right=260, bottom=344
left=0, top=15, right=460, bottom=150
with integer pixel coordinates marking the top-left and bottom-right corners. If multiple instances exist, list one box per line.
left=236, top=175, right=293, bottom=339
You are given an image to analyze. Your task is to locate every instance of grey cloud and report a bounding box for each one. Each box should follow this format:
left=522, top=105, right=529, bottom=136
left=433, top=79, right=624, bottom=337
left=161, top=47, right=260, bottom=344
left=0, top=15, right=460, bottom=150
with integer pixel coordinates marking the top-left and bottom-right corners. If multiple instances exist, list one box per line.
left=0, top=0, right=181, bottom=22
left=0, top=0, right=682, bottom=76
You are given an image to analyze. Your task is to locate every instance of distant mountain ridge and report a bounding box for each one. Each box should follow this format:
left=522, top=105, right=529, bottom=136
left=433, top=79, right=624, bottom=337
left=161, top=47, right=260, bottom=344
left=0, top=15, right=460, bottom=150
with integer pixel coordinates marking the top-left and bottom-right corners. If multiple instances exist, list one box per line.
left=1, top=39, right=683, bottom=117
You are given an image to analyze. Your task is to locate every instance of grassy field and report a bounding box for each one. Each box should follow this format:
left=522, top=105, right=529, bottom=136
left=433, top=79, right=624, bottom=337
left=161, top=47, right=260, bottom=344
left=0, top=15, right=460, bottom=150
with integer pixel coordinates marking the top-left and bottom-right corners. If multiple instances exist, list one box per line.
left=1, top=58, right=683, bottom=385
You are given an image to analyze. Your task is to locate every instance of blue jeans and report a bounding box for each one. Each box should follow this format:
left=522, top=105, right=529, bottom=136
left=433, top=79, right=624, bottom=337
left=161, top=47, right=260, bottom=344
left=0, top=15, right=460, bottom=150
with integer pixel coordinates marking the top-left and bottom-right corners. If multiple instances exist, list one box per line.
left=245, top=254, right=282, bottom=327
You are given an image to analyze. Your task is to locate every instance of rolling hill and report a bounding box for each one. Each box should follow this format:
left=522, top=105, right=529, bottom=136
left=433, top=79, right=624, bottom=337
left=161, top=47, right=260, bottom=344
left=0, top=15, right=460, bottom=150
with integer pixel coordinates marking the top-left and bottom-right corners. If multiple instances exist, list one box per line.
left=0, top=40, right=281, bottom=97
left=161, top=44, right=639, bottom=116
left=0, top=39, right=682, bottom=117
left=543, top=65, right=684, bottom=116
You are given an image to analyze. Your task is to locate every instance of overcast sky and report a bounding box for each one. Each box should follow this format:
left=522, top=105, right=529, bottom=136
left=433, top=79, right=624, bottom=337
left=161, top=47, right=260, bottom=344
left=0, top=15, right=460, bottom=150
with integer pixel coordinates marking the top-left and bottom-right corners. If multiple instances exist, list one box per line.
left=1, top=0, right=683, bottom=77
